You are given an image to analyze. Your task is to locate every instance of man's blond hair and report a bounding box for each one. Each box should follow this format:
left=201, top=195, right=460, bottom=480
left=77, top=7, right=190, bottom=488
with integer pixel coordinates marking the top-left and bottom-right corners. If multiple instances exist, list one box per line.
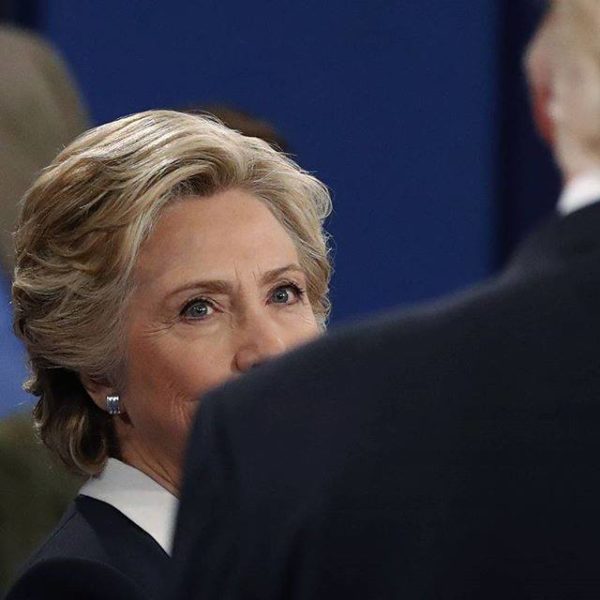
left=525, top=1, right=600, bottom=175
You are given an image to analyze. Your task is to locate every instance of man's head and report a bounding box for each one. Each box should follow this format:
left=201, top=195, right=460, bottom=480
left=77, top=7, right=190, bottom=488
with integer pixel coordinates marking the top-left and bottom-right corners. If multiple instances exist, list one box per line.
left=525, top=0, right=600, bottom=179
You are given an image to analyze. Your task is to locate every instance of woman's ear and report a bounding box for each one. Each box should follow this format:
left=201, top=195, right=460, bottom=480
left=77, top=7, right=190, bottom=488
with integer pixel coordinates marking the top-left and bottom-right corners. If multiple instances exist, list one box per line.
left=80, top=374, right=124, bottom=414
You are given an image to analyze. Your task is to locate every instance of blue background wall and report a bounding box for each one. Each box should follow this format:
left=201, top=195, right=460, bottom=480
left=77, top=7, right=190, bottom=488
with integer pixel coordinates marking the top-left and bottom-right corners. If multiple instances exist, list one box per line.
left=40, top=0, right=499, bottom=320
left=2, top=1, right=526, bottom=417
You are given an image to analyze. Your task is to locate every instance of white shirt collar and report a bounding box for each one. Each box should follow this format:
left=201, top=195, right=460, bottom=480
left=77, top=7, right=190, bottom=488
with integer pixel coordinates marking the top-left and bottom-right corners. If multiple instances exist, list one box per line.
left=558, top=169, right=600, bottom=216
left=79, top=458, right=178, bottom=556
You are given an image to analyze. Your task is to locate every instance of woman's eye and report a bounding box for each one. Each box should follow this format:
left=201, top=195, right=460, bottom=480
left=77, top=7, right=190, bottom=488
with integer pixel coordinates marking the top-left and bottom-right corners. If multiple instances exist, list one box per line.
left=270, top=284, right=302, bottom=305
left=181, top=299, right=214, bottom=320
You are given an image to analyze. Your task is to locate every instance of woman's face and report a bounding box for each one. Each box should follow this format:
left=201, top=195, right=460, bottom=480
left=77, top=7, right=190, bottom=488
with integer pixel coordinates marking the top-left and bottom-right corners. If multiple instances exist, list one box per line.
left=114, top=189, right=320, bottom=492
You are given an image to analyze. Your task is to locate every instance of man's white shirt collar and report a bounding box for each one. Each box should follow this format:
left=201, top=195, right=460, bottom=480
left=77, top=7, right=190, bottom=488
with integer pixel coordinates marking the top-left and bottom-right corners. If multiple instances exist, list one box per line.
left=79, top=458, right=178, bottom=556
left=558, top=169, right=600, bottom=216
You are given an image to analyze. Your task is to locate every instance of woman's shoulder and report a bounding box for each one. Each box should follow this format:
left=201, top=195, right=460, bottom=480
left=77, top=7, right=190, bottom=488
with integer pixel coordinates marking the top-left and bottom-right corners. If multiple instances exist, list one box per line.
left=20, top=497, right=94, bottom=565
left=23, top=495, right=138, bottom=564
left=8, top=496, right=170, bottom=598
left=29, top=495, right=167, bottom=559
left=4, top=556, right=146, bottom=600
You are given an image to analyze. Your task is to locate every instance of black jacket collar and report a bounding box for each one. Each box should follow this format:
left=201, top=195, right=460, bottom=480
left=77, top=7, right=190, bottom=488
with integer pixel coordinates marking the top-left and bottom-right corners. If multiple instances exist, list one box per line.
left=507, top=201, right=600, bottom=278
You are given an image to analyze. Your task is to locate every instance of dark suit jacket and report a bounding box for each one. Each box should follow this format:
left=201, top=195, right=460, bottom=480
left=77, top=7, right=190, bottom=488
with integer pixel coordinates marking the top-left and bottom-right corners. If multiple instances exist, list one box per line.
left=5, top=495, right=170, bottom=599
left=170, top=203, right=600, bottom=600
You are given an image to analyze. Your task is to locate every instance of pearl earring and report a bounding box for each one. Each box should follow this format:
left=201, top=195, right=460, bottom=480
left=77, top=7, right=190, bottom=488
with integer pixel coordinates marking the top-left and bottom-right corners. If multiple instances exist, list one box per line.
left=106, top=394, right=122, bottom=415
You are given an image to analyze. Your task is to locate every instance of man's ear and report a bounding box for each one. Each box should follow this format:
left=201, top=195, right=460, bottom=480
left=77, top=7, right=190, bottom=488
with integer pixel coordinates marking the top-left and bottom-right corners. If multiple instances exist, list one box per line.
left=80, top=374, right=123, bottom=414
left=531, top=78, right=557, bottom=146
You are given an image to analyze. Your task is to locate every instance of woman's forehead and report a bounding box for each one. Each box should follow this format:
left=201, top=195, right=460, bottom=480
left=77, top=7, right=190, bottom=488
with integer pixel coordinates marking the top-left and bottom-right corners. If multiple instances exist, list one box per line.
left=132, top=191, right=301, bottom=291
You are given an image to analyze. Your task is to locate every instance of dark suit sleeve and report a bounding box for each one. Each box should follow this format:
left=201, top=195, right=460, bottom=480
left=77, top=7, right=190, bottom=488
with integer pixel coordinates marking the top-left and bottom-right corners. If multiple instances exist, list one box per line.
left=169, top=329, right=374, bottom=600
left=169, top=386, right=241, bottom=600
left=5, top=557, right=147, bottom=600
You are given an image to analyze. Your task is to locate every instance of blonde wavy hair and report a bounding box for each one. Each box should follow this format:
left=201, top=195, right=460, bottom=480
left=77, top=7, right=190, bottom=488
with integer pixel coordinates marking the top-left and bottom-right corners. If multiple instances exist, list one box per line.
left=13, top=110, right=332, bottom=476
left=525, top=0, right=600, bottom=175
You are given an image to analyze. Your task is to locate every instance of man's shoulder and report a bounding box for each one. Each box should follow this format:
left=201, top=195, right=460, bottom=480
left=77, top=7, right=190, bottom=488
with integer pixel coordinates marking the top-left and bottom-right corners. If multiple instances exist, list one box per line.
left=339, top=262, right=573, bottom=351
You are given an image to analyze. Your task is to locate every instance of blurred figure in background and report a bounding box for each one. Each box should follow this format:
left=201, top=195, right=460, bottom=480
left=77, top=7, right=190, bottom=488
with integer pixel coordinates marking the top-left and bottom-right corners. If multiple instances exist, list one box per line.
left=0, top=24, right=88, bottom=590
left=195, top=104, right=290, bottom=153
left=0, top=417, right=80, bottom=588
left=170, top=2, right=600, bottom=598
left=0, top=25, right=89, bottom=419
left=0, top=25, right=89, bottom=273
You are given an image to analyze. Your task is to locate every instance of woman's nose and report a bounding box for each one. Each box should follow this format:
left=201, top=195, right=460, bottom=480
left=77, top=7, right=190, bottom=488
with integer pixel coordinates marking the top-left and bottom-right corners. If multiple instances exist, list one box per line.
left=233, top=319, right=287, bottom=373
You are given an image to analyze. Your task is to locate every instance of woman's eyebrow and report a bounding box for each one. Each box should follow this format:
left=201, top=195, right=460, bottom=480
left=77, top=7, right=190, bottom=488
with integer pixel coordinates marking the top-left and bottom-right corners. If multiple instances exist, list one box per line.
left=167, top=280, right=233, bottom=299
left=260, top=264, right=305, bottom=285
left=167, top=264, right=305, bottom=300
